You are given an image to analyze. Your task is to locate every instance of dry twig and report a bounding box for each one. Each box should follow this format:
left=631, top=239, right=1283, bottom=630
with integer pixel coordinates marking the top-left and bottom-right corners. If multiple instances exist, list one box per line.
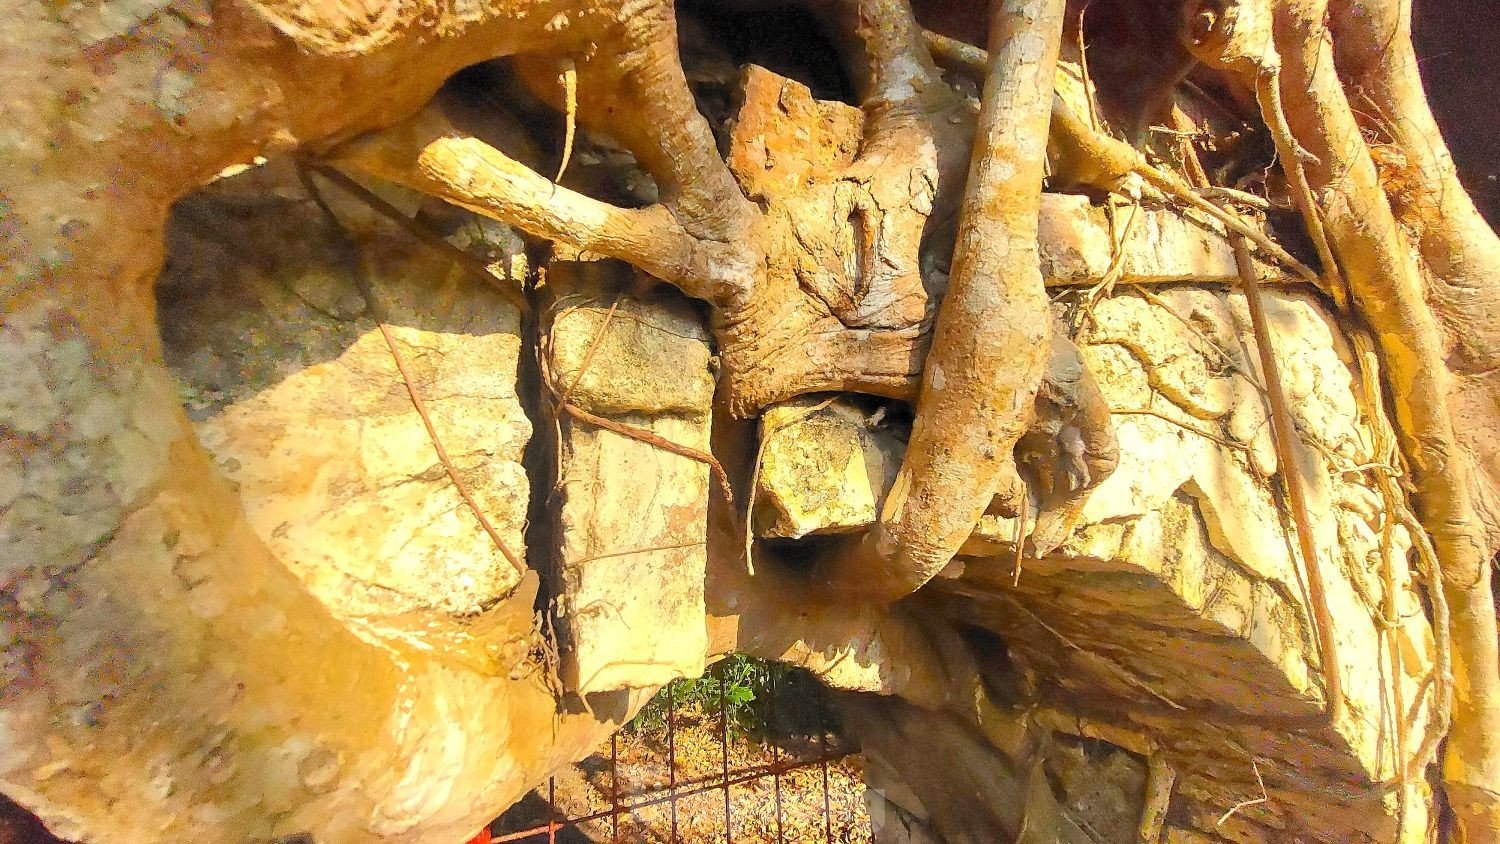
left=1228, top=215, right=1343, bottom=724
left=297, top=164, right=527, bottom=574
left=1215, top=756, right=1268, bottom=827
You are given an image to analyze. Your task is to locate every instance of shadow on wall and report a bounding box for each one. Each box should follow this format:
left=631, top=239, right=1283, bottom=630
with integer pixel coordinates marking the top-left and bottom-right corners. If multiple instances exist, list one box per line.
left=1412, top=0, right=1499, bottom=225
left=908, top=0, right=1500, bottom=226
left=0, top=793, right=67, bottom=844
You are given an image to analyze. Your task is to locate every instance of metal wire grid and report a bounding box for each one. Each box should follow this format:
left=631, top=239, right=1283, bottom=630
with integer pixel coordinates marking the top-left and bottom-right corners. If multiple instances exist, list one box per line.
left=484, top=667, right=865, bottom=843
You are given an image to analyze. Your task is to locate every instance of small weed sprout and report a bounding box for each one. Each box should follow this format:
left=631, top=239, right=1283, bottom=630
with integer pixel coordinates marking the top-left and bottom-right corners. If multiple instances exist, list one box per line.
left=626, top=654, right=838, bottom=741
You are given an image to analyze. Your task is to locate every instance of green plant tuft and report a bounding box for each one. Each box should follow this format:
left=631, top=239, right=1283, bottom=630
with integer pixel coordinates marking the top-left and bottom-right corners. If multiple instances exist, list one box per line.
left=625, top=654, right=837, bottom=740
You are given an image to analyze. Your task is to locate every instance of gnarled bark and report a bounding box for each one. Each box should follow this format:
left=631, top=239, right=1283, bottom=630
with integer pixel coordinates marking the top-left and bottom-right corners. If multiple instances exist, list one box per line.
left=4, top=0, right=1497, bottom=840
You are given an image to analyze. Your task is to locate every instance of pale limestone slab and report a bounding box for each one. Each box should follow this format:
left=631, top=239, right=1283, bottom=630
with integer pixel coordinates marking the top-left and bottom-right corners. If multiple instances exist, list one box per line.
left=166, top=169, right=531, bottom=636
left=753, top=284, right=1435, bottom=841
left=548, top=264, right=715, bottom=695
left=1039, top=192, right=1283, bottom=288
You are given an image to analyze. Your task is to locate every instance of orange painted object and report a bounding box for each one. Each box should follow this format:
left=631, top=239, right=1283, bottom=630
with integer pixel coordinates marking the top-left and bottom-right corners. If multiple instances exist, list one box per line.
left=465, top=829, right=492, bottom=844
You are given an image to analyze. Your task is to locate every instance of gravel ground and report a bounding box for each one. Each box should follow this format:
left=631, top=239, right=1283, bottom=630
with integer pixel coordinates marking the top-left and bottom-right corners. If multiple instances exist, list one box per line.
left=494, top=704, right=874, bottom=843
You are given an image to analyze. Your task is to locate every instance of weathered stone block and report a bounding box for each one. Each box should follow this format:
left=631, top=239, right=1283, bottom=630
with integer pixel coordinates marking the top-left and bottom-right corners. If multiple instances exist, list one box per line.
left=162, top=164, right=531, bottom=635
left=547, top=261, right=715, bottom=695
left=753, top=397, right=903, bottom=539
left=1039, top=193, right=1282, bottom=288
left=755, top=284, right=1437, bottom=842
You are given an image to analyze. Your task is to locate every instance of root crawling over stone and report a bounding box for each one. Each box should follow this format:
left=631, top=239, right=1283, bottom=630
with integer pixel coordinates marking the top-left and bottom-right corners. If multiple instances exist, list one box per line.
left=5, top=0, right=1499, bottom=838
left=325, top=0, right=1500, bottom=824
left=1180, top=0, right=1500, bottom=835
left=331, top=0, right=1087, bottom=604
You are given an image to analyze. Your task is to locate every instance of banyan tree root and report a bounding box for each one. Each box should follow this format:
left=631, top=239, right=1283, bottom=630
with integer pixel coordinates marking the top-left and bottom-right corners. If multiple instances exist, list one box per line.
left=333, top=0, right=967, bottom=413
left=920, top=25, right=1347, bottom=722
left=814, top=0, right=1068, bottom=602
left=930, top=0, right=1498, bottom=831
left=329, top=0, right=1498, bottom=822
left=1325, top=5, right=1500, bottom=832
left=333, top=0, right=1114, bottom=604
left=7, top=0, right=1497, bottom=835
left=1176, top=0, right=1500, bottom=836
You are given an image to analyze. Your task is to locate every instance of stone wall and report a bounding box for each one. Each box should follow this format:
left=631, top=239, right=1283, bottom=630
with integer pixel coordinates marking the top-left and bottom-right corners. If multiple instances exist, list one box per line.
left=752, top=251, right=1437, bottom=841
left=0, top=26, right=1450, bottom=841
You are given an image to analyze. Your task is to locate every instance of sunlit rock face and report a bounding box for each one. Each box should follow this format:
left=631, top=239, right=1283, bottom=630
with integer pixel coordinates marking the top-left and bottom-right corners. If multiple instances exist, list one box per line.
left=161, top=163, right=533, bottom=639
left=0, top=153, right=643, bottom=844
left=1, top=21, right=1443, bottom=839
left=754, top=396, right=905, bottom=540
left=543, top=258, right=716, bottom=696
left=758, top=285, right=1435, bottom=842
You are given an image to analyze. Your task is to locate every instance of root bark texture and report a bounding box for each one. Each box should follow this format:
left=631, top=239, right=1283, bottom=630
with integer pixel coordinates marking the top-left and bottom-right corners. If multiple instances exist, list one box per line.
left=13, top=0, right=1494, bottom=836
left=320, top=0, right=1500, bottom=830
left=821, top=0, right=1068, bottom=602
left=327, top=7, right=1500, bottom=821
left=1172, top=0, right=1500, bottom=835
left=333, top=0, right=1089, bottom=604
left=1263, top=2, right=1500, bottom=835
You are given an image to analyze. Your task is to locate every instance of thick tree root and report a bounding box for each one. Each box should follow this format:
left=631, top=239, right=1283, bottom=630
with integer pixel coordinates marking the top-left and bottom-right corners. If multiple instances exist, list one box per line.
left=934, top=1, right=1499, bottom=832
left=332, top=0, right=1112, bottom=606
left=807, top=0, right=1068, bottom=603
left=1269, top=8, right=1500, bottom=839
left=329, top=2, right=1498, bottom=825
left=1327, top=15, right=1500, bottom=830
left=922, top=27, right=1324, bottom=289
left=10, top=0, right=1498, bottom=835
left=1175, top=0, right=1500, bottom=837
